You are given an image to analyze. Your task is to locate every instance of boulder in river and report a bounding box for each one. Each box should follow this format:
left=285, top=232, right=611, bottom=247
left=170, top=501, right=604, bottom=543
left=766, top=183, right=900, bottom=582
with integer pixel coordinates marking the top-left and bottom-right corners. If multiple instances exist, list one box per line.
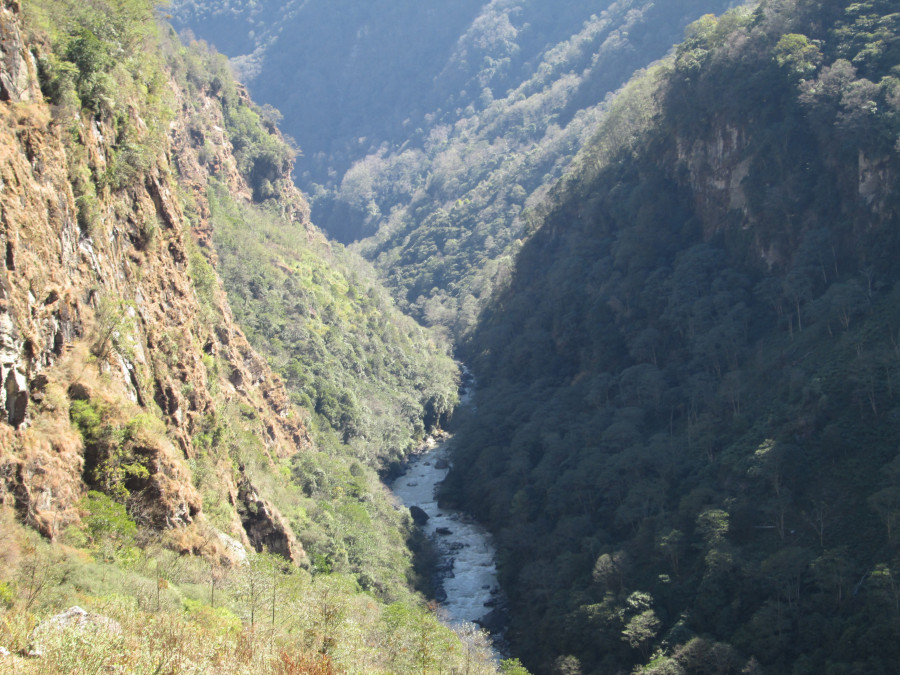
left=409, top=505, right=430, bottom=525
left=477, top=608, right=509, bottom=635
left=436, top=527, right=453, bottom=536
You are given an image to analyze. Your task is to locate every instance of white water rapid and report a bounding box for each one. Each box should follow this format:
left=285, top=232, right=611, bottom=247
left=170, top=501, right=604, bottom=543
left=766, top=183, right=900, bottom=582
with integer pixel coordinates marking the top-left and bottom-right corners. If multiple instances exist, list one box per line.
left=391, top=440, right=501, bottom=626
left=390, top=368, right=505, bottom=638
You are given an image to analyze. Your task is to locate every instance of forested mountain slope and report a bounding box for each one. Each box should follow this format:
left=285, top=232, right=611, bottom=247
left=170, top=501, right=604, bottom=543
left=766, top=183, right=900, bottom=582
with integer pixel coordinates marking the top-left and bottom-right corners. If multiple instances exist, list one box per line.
left=0, top=1, right=498, bottom=670
left=171, top=0, right=738, bottom=339
left=168, top=0, right=485, bottom=184
left=445, top=0, right=900, bottom=672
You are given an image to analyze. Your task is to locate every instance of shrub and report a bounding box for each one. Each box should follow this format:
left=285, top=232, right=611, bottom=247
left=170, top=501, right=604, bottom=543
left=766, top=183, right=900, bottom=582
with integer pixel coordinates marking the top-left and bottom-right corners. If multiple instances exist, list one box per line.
left=79, top=491, right=137, bottom=556
left=0, top=581, right=14, bottom=608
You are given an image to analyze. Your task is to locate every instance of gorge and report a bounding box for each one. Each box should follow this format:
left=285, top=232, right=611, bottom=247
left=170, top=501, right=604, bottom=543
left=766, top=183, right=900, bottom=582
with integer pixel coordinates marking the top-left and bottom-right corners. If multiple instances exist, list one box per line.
left=1, top=0, right=899, bottom=674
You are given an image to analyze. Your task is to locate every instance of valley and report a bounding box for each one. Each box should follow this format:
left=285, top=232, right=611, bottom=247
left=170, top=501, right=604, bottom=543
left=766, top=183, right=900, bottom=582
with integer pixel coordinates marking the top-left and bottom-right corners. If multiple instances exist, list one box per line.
left=1, top=0, right=898, bottom=673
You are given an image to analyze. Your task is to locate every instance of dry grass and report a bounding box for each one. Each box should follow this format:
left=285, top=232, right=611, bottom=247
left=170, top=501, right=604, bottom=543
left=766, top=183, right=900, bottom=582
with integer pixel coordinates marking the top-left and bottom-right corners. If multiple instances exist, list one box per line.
left=2, top=599, right=337, bottom=674
left=0, top=512, right=334, bottom=674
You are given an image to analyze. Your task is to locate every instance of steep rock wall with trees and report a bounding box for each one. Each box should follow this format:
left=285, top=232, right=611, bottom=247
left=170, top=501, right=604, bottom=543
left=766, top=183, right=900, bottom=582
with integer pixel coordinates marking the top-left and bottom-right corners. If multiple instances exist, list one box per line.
left=0, top=4, right=498, bottom=671
left=1, top=0, right=310, bottom=555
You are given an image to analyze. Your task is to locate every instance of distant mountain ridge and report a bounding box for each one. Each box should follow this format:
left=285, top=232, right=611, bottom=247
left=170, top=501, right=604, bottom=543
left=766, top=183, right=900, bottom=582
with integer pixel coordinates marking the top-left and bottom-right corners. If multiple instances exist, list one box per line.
left=172, top=0, right=738, bottom=341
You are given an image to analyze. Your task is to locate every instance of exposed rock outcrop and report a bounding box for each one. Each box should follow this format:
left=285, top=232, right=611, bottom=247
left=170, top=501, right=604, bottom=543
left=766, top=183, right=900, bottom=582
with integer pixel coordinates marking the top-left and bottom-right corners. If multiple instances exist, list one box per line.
left=673, top=119, right=896, bottom=267
left=236, top=471, right=303, bottom=562
left=409, top=504, right=430, bottom=525
left=0, top=0, right=39, bottom=103
left=0, top=1, right=309, bottom=561
left=28, top=606, right=122, bottom=657
left=675, top=124, right=750, bottom=228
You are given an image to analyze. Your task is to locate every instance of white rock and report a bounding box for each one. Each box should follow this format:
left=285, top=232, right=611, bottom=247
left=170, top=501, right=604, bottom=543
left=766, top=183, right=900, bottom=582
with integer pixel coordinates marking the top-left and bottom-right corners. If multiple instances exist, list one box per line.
left=217, top=530, right=248, bottom=564
left=28, top=606, right=122, bottom=656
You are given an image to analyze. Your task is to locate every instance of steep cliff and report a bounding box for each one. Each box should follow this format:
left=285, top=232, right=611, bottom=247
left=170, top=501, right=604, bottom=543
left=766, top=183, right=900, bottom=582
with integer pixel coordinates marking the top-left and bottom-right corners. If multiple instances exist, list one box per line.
left=0, top=5, right=509, bottom=672
left=0, top=0, right=313, bottom=561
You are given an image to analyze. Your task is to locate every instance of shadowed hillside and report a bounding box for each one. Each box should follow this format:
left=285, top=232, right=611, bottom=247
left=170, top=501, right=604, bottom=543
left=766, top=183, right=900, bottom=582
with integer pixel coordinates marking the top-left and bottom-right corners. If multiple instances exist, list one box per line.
left=171, top=0, right=738, bottom=341
left=445, top=0, right=900, bottom=671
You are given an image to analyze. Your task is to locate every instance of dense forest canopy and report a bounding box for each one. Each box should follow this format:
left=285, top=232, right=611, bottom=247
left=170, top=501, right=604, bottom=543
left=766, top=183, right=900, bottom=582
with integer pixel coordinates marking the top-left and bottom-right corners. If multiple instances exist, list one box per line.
left=444, top=0, right=900, bottom=671
left=172, top=0, right=900, bottom=672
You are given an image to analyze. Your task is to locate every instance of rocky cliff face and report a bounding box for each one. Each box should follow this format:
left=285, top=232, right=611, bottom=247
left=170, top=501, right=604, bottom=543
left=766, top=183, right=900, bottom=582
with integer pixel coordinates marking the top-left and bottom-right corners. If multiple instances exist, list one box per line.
left=0, top=0, right=309, bottom=563
left=674, top=119, right=896, bottom=238
left=675, top=123, right=751, bottom=227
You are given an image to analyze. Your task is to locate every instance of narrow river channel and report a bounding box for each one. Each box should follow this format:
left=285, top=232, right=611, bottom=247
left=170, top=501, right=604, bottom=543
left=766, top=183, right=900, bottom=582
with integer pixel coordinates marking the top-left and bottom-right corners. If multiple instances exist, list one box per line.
left=389, top=364, right=508, bottom=652
left=391, top=439, right=502, bottom=629
left=389, top=365, right=510, bottom=662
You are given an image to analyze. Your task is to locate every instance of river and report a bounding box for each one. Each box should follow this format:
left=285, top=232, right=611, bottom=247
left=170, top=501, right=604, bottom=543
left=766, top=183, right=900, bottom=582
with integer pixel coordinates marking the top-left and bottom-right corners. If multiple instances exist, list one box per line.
left=390, top=374, right=506, bottom=643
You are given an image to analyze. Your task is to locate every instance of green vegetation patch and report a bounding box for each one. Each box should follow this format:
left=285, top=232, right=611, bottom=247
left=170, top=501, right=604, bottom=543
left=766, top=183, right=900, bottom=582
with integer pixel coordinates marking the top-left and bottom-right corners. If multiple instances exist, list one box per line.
left=206, top=181, right=458, bottom=469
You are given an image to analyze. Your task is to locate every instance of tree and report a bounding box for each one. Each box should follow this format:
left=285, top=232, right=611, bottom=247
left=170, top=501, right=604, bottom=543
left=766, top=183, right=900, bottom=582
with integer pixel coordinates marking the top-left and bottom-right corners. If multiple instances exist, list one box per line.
left=774, top=33, right=823, bottom=78
left=592, top=551, right=628, bottom=592
left=868, top=487, right=900, bottom=543
left=868, top=563, right=900, bottom=614
left=658, top=529, right=686, bottom=577
left=552, top=655, right=583, bottom=675
left=453, top=622, right=495, bottom=675
left=802, top=499, right=830, bottom=549
left=622, top=609, right=661, bottom=660
left=91, top=297, right=136, bottom=361
left=619, top=592, right=661, bottom=661
left=500, top=658, right=531, bottom=674
left=16, top=533, right=64, bottom=612
left=235, top=551, right=276, bottom=628
left=78, top=490, right=137, bottom=561
left=696, top=509, right=729, bottom=548
left=809, top=548, right=852, bottom=609
left=309, top=574, right=355, bottom=656
left=748, top=438, right=785, bottom=498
